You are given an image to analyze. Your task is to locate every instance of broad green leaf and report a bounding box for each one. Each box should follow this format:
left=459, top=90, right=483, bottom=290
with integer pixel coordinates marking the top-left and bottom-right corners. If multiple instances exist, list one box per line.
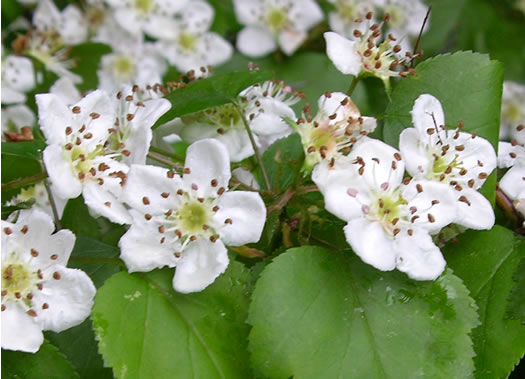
left=153, top=70, right=272, bottom=128
left=1, top=155, right=43, bottom=202
left=69, top=43, right=112, bottom=92
left=1, top=141, right=46, bottom=161
left=507, top=241, right=525, bottom=322
left=383, top=51, right=504, bottom=203
left=444, top=226, right=525, bottom=378
left=1, top=0, right=21, bottom=26
left=92, top=262, right=253, bottom=379
left=248, top=246, right=478, bottom=379
left=255, top=133, right=304, bottom=192
left=2, top=342, right=79, bottom=378
left=61, top=197, right=102, bottom=240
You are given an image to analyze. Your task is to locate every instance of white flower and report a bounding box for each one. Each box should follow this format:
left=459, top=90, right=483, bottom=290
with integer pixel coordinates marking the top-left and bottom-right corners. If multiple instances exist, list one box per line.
left=156, top=1, right=233, bottom=74
left=6, top=182, right=67, bottom=219
left=399, top=94, right=497, bottom=230
left=33, top=0, right=88, bottom=45
left=50, top=77, right=82, bottom=106
left=327, top=0, right=378, bottom=39
left=106, top=86, right=171, bottom=165
left=292, top=91, right=376, bottom=172
left=104, top=0, right=188, bottom=39
left=313, top=138, right=456, bottom=280
left=233, top=0, right=323, bottom=57
left=179, top=81, right=299, bottom=162
left=500, top=81, right=525, bottom=143
left=2, top=104, right=35, bottom=141
left=1, top=55, right=36, bottom=104
left=1, top=209, right=96, bottom=353
left=36, top=90, right=132, bottom=224
left=119, top=139, right=266, bottom=293
left=498, top=141, right=525, bottom=204
left=324, top=15, right=412, bottom=85
left=97, top=41, right=166, bottom=93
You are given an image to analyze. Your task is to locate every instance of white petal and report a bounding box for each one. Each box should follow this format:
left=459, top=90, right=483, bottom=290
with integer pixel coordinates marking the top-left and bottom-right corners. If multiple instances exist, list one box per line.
left=232, top=167, right=260, bottom=190
left=180, top=0, right=214, bottom=34
left=214, top=191, right=266, bottom=246
left=289, top=0, right=324, bottom=30
left=172, top=239, right=229, bottom=293
left=202, top=33, right=234, bottom=67
left=278, top=30, right=307, bottom=56
left=324, top=32, right=361, bottom=76
left=402, top=180, right=457, bottom=233
left=113, top=8, right=143, bottom=36
left=411, top=94, right=445, bottom=139
left=143, top=15, right=180, bottom=39
left=183, top=139, right=231, bottom=195
left=249, top=98, right=295, bottom=136
left=33, top=0, right=60, bottom=31
left=36, top=93, right=70, bottom=145
left=1, top=87, right=26, bottom=104
left=500, top=166, right=525, bottom=201
left=43, top=145, right=82, bottom=200
left=216, top=129, right=254, bottom=162
left=395, top=228, right=446, bottom=280
left=1, top=305, right=43, bottom=353
left=60, top=5, right=88, bottom=44
left=236, top=27, right=277, bottom=58
left=123, top=164, right=183, bottom=215
left=399, top=128, right=430, bottom=178
left=344, top=218, right=397, bottom=271
left=38, top=266, right=95, bottom=332
left=83, top=181, right=132, bottom=225
left=233, top=0, right=260, bottom=25
left=119, top=215, right=179, bottom=272
left=50, top=77, right=81, bottom=105
left=453, top=188, right=495, bottom=230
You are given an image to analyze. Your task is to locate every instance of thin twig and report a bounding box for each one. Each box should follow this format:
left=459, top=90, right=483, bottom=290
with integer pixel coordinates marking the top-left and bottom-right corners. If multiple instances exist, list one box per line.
left=347, top=76, right=360, bottom=97
left=1, top=172, right=48, bottom=191
left=233, top=103, right=272, bottom=191
left=268, top=187, right=296, bottom=214
left=149, top=146, right=185, bottom=163
left=496, top=186, right=519, bottom=225
left=147, top=152, right=183, bottom=169
left=412, top=5, right=432, bottom=67
left=39, top=161, right=61, bottom=230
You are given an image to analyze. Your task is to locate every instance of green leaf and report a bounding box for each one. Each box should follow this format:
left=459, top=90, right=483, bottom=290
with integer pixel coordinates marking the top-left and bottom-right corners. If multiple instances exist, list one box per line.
left=248, top=246, right=479, bottom=379
left=69, top=43, right=112, bottom=92
left=444, top=226, right=525, bottom=378
left=153, top=70, right=273, bottom=128
left=61, top=197, right=102, bottom=240
left=2, top=342, right=79, bottom=379
left=507, top=240, right=525, bottom=322
left=383, top=51, right=504, bottom=203
left=92, top=262, right=253, bottom=379
left=255, top=133, right=304, bottom=192
left=1, top=141, right=46, bottom=161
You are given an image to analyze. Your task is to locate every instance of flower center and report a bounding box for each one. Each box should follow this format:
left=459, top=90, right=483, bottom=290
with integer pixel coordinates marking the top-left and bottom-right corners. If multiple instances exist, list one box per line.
left=337, top=2, right=359, bottom=23
left=113, top=56, right=136, bottom=79
left=370, top=190, right=407, bottom=226
left=384, top=5, right=406, bottom=29
left=177, top=201, right=213, bottom=234
left=502, top=102, right=523, bottom=123
left=178, top=32, right=197, bottom=52
left=266, top=8, right=289, bottom=32
left=134, top=0, right=154, bottom=14
left=186, top=103, right=243, bottom=135
left=1, top=261, right=39, bottom=304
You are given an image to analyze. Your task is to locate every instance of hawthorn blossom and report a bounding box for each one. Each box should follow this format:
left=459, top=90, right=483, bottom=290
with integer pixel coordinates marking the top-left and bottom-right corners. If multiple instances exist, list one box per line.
left=1, top=55, right=36, bottom=104
left=327, top=0, right=378, bottom=39
left=119, top=139, right=266, bottom=293
left=313, top=138, right=456, bottom=280
left=1, top=209, right=96, bottom=353
left=233, top=0, right=323, bottom=57
left=498, top=141, right=525, bottom=209
left=500, top=81, right=525, bottom=142
left=33, top=0, right=88, bottom=45
left=50, top=77, right=82, bottom=106
left=399, top=94, right=497, bottom=230
left=156, top=1, right=233, bottom=75
left=291, top=91, right=376, bottom=172
left=36, top=90, right=132, bottom=224
left=6, top=182, right=67, bottom=219
left=179, top=81, right=299, bottom=162
left=104, top=0, right=188, bottom=40
left=324, top=13, right=413, bottom=87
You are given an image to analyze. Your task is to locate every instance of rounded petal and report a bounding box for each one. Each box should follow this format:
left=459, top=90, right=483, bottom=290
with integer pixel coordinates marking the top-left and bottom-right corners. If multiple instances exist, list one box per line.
left=278, top=30, right=307, bottom=56
left=119, top=215, right=180, bottom=272
left=50, top=77, right=81, bottom=105
left=500, top=166, right=525, bottom=201
left=60, top=5, right=88, bottom=44
left=411, top=94, right=445, bottom=139
left=236, top=27, right=277, bottom=58
left=214, top=191, right=266, bottom=246
left=324, top=32, right=361, bottom=76
left=344, top=218, right=397, bottom=271
left=38, top=266, right=95, bottom=332
left=290, top=0, right=323, bottom=30
left=123, top=164, right=183, bottom=215
left=36, top=93, right=70, bottom=145
left=83, top=181, right=132, bottom=225
left=399, top=128, right=430, bottom=178
left=183, top=139, right=231, bottom=195
left=43, top=145, right=82, bottom=200
left=395, top=228, right=446, bottom=281
left=454, top=188, right=495, bottom=230
left=172, top=239, right=229, bottom=293
left=1, top=304, right=43, bottom=353
left=143, top=15, right=180, bottom=39
left=181, top=0, right=214, bottom=34
left=249, top=98, right=295, bottom=136
left=202, top=33, right=234, bottom=67
left=233, top=0, right=261, bottom=24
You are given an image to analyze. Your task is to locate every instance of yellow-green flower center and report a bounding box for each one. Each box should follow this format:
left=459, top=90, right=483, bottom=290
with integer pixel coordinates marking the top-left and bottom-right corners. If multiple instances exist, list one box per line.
left=370, top=190, right=408, bottom=226
left=134, top=0, right=153, bottom=14
left=502, top=102, right=523, bottom=124
left=178, top=201, right=212, bottom=234
left=178, top=32, right=197, bottom=52
left=337, top=2, right=358, bottom=23
left=384, top=5, right=406, bottom=29
left=266, top=8, right=289, bottom=32
left=113, top=56, right=135, bottom=79
left=2, top=263, right=33, bottom=297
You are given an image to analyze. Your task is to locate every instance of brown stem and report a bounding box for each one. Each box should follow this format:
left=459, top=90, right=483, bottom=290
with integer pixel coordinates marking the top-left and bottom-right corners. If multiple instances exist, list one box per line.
left=268, top=187, right=296, bottom=214
left=412, top=5, right=432, bottom=67
left=1, top=172, right=48, bottom=191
